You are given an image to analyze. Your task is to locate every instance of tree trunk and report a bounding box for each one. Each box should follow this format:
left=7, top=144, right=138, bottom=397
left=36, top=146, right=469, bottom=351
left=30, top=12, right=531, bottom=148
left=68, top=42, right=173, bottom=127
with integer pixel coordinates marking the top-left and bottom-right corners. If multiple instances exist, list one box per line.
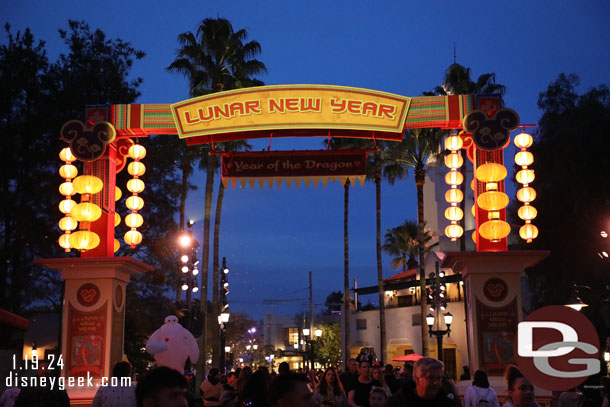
left=375, top=176, right=387, bottom=363
left=416, top=169, right=429, bottom=357
left=196, top=154, right=215, bottom=389
left=212, top=180, right=225, bottom=368
left=343, top=180, right=351, bottom=369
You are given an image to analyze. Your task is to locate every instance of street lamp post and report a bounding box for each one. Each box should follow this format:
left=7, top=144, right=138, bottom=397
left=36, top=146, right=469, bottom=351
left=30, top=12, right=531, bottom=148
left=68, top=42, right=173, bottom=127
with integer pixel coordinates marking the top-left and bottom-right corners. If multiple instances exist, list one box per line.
left=302, top=327, right=323, bottom=369
left=219, top=257, right=230, bottom=373
left=426, top=312, right=453, bottom=362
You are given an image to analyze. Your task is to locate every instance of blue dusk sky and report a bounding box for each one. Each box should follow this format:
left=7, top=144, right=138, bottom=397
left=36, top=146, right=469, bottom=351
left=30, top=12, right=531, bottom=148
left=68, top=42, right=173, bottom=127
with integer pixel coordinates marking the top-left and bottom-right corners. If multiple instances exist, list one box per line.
left=3, top=1, right=610, bottom=319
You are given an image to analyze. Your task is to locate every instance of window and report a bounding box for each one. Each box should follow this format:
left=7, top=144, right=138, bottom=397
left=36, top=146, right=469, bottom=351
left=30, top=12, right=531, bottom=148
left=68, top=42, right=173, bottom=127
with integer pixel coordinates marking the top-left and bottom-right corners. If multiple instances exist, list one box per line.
left=283, top=327, right=299, bottom=346
left=411, top=313, right=421, bottom=326
left=356, top=319, right=367, bottom=330
left=398, top=295, right=413, bottom=307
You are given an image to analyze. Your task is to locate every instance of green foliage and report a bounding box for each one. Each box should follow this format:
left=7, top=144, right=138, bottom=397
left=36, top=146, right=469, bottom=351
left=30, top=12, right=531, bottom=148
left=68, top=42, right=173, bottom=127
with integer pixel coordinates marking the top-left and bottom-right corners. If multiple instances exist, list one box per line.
left=425, top=62, right=506, bottom=96
left=314, top=323, right=342, bottom=368
left=520, top=74, right=610, bottom=333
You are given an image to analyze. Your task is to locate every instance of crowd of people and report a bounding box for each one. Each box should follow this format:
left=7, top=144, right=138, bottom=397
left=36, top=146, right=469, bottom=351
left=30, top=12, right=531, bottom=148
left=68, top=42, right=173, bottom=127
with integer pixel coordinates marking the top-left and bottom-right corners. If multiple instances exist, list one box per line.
left=1, top=357, right=610, bottom=407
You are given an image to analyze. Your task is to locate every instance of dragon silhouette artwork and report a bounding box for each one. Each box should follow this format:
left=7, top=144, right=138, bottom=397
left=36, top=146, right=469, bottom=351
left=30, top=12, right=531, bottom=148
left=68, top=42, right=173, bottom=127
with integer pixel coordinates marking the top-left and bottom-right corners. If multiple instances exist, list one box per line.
left=60, top=120, right=117, bottom=161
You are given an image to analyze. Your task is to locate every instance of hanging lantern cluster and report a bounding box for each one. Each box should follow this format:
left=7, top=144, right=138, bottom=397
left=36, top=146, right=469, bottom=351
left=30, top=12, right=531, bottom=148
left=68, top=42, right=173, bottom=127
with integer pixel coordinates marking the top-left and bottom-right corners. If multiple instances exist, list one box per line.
left=475, top=163, right=511, bottom=242
left=514, top=131, right=538, bottom=243
left=124, top=142, right=146, bottom=248
left=443, top=134, right=464, bottom=241
left=58, top=148, right=78, bottom=251
left=114, top=186, right=122, bottom=253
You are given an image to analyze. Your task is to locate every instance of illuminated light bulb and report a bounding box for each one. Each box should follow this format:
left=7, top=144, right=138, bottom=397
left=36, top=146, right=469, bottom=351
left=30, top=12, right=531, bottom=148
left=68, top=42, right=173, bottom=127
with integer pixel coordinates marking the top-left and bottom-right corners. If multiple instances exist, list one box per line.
left=477, top=191, right=509, bottom=211
left=444, top=152, right=464, bottom=169
left=514, top=132, right=533, bottom=149
left=445, top=135, right=463, bottom=151
left=519, top=223, right=539, bottom=243
left=478, top=220, right=511, bottom=242
left=115, top=187, right=122, bottom=201
left=515, top=151, right=534, bottom=167
left=71, top=202, right=102, bottom=222
left=445, top=171, right=464, bottom=186
left=59, top=181, right=75, bottom=196
left=59, top=164, right=78, bottom=179
left=58, top=233, right=71, bottom=250
left=124, top=213, right=143, bottom=228
left=114, top=238, right=120, bottom=252
left=516, top=169, right=535, bottom=185
left=518, top=205, right=538, bottom=221
left=59, top=199, right=76, bottom=214
left=59, top=147, right=76, bottom=162
left=181, top=284, right=188, bottom=291
left=445, top=224, right=463, bottom=241
left=516, top=187, right=537, bottom=203
left=127, top=178, right=145, bottom=194
left=445, top=188, right=464, bottom=204
left=69, top=230, right=100, bottom=251
left=181, top=255, right=189, bottom=263
left=128, top=144, right=147, bottom=160
left=182, top=266, right=189, bottom=273
left=125, top=196, right=144, bottom=211
left=72, top=175, right=103, bottom=195
left=192, top=268, right=199, bottom=276
left=127, top=161, right=146, bottom=177
left=124, top=230, right=143, bottom=246
left=475, top=163, right=507, bottom=183
left=444, top=206, right=464, bottom=221
left=114, top=212, right=121, bottom=227
left=192, top=286, right=199, bottom=293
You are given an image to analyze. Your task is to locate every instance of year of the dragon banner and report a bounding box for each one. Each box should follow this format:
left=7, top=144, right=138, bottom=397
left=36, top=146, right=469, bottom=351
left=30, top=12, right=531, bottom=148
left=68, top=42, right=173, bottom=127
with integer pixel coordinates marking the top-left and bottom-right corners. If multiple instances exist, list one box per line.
left=220, top=149, right=369, bottom=189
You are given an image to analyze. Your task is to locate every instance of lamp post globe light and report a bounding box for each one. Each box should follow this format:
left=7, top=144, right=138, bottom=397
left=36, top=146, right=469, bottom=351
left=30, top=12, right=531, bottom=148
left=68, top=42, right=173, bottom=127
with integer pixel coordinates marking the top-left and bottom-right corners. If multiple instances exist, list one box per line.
left=302, top=327, right=323, bottom=369
left=426, top=312, right=453, bottom=362
left=219, top=257, right=230, bottom=373
left=425, top=262, right=453, bottom=362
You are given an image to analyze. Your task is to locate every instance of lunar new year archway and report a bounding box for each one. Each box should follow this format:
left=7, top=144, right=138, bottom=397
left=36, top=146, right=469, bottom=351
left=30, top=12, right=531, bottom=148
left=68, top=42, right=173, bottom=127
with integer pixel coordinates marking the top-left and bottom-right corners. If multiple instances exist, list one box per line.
left=37, top=84, right=548, bottom=401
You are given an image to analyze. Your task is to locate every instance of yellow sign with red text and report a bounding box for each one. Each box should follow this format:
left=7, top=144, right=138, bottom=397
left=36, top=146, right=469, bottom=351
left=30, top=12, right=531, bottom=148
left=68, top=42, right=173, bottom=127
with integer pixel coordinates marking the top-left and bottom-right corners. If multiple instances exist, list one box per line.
left=170, top=85, right=411, bottom=139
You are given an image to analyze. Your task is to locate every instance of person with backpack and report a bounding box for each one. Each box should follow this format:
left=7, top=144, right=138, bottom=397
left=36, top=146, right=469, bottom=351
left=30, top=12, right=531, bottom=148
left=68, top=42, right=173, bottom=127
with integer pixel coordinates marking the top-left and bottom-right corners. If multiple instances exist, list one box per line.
left=463, top=370, right=499, bottom=407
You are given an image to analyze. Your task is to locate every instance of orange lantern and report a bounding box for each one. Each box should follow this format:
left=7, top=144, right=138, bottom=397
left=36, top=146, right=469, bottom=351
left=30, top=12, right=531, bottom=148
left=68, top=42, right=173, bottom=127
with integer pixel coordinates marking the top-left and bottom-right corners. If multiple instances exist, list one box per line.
left=445, top=224, right=463, bottom=241
left=69, top=230, right=100, bottom=251
left=445, top=188, right=464, bottom=204
left=124, top=230, right=143, bottom=246
left=479, top=220, right=511, bottom=242
left=71, top=202, right=102, bottom=222
left=519, top=224, right=539, bottom=243
left=73, top=175, right=103, bottom=195
left=477, top=191, right=509, bottom=211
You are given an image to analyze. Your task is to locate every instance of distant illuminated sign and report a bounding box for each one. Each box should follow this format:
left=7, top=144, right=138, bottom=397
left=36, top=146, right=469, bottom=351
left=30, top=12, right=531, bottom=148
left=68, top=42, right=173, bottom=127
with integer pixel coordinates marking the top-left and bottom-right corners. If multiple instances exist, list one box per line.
left=170, top=85, right=411, bottom=139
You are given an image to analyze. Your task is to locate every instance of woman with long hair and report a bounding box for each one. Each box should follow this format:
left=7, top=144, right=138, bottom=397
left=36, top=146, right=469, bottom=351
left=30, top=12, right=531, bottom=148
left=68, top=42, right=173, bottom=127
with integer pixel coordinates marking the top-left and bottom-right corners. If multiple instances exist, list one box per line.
left=370, top=366, right=391, bottom=396
left=464, top=370, right=499, bottom=407
left=314, top=367, right=348, bottom=407
left=502, top=365, right=538, bottom=407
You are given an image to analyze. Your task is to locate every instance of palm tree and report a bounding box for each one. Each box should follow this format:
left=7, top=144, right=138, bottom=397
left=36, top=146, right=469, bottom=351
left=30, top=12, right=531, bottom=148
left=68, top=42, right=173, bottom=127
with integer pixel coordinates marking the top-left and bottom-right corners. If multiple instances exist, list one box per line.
left=382, top=220, right=420, bottom=272
left=393, top=128, right=444, bottom=356
left=167, top=17, right=266, bottom=387
left=327, top=137, right=369, bottom=368
left=366, top=140, right=408, bottom=363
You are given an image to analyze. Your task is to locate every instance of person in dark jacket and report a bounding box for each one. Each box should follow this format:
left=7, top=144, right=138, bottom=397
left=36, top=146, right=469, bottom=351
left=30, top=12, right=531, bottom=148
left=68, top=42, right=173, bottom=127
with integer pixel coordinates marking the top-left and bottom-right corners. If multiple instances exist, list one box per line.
left=389, top=358, right=456, bottom=407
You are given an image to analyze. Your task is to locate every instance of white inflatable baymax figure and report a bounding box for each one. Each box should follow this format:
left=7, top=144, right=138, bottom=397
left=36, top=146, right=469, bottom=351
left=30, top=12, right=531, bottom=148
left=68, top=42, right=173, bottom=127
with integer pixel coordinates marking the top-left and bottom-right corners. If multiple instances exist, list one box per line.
left=146, top=315, right=199, bottom=372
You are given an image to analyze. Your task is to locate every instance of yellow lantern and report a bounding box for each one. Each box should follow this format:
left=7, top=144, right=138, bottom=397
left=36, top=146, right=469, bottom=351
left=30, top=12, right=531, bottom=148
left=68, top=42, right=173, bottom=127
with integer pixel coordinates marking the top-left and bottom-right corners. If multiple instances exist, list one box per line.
left=518, top=205, right=538, bottom=221
left=124, top=230, right=143, bottom=246
left=71, top=202, right=102, bottom=222
left=445, top=224, right=463, bottom=241
left=471, top=205, right=476, bottom=217
left=58, top=199, right=76, bottom=214
left=69, top=230, right=100, bottom=251
left=115, top=187, right=122, bottom=201
left=58, top=233, right=71, bottom=251
left=472, top=231, right=477, bottom=243
left=444, top=153, right=463, bottom=169
left=127, top=178, right=145, bottom=194
left=73, top=175, right=104, bottom=195
left=127, top=161, right=146, bottom=177
left=128, top=144, right=147, bottom=160
left=445, top=171, right=464, bottom=186
left=517, top=187, right=537, bottom=203
left=475, top=163, right=507, bottom=183
left=59, top=181, right=75, bottom=196
left=519, top=224, right=539, bottom=243
left=126, top=196, right=144, bottom=211
left=471, top=179, right=476, bottom=191
left=445, top=188, right=464, bottom=204
left=114, top=239, right=120, bottom=253
left=445, top=135, right=463, bottom=151
left=514, top=132, right=533, bottom=149
left=516, top=169, right=535, bottom=185
left=515, top=151, right=534, bottom=167
left=445, top=207, right=464, bottom=221
left=59, top=164, right=78, bottom=179
left=59, top=147, right=76, bottom=162
left=125, top=213, right=144, bottom=228
left=477, top=191, right=509, bottom=211
left=58, top=216, right=78, bottom=231
left=478, top=220, right=511, bottom=242
left=114, top=212, right=121, bottom=227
